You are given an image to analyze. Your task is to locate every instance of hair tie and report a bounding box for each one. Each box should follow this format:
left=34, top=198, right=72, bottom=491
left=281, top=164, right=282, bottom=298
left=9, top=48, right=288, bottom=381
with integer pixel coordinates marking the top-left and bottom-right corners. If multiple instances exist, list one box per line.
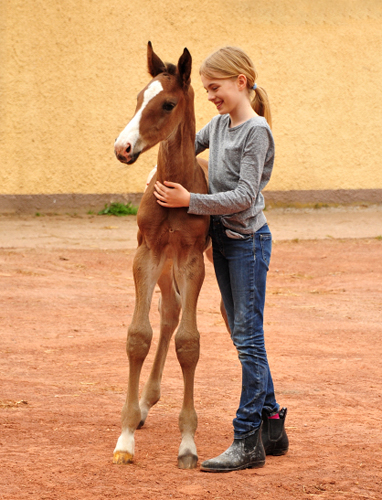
left=252, top=83, right=257, bottom=90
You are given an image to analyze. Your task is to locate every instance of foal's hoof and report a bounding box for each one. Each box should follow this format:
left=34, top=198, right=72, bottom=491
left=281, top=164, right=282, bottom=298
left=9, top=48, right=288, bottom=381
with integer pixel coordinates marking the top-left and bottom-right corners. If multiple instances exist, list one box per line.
left=178, top=452, right=198, bottom=469
left=113, top=451, right=134, bottom=464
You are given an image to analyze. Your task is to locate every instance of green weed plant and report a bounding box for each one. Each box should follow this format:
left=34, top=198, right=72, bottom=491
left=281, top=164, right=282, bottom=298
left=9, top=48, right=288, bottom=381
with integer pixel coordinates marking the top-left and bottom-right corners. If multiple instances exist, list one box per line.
left=98, top=202, right=138, bottom=216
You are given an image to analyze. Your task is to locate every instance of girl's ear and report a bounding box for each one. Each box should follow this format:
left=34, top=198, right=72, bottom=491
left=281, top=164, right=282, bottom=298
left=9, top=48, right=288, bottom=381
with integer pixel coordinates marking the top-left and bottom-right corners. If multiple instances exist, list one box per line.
left=237, top=74, right=248, bottom=90
left=147, top=41, right=166, bottom=77
left=177, top=48, right=192, bottom=87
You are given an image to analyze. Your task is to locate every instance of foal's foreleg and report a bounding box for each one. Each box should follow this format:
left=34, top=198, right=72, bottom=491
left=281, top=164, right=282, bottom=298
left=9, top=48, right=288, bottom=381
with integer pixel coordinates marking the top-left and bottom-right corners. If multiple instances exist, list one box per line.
left=113, top=246, right=163, bottom=465
left=138, top=261, right=181, bottom=428
left=174, top=251, right=205, bottom=469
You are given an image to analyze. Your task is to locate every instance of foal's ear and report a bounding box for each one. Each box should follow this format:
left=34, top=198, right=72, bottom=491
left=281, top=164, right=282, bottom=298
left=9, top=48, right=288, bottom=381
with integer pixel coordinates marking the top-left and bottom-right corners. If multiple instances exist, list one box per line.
left=147, top=41, right=166, bottom=77
left=177, top=48, right=192, bottom=87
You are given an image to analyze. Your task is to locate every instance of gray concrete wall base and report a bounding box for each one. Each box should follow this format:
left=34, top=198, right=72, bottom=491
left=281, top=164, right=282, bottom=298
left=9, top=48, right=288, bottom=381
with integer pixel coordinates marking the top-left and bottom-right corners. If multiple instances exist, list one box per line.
left=0, top=189, right=381, bottom=214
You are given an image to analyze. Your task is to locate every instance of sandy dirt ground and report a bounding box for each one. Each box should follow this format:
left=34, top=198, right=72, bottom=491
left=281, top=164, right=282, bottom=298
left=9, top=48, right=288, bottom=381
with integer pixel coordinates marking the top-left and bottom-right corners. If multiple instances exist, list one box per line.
left=1, top=206, right=382, bottom=499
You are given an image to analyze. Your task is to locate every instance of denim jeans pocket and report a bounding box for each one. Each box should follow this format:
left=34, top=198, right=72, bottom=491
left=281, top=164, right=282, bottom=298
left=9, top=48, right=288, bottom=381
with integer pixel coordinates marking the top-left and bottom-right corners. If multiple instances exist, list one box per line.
left=225, top=229, right=252, bottom=240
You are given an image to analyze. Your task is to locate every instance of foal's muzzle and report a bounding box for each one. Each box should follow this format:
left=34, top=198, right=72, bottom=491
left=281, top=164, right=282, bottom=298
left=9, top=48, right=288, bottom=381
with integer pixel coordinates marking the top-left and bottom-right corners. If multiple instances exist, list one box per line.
left=114, top=141, right=141, bottom=165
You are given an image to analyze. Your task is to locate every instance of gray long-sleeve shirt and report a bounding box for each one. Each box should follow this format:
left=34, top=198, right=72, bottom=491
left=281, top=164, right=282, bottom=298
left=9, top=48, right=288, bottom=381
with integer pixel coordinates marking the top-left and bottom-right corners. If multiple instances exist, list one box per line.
left=188, top=114, right=275, bottom=234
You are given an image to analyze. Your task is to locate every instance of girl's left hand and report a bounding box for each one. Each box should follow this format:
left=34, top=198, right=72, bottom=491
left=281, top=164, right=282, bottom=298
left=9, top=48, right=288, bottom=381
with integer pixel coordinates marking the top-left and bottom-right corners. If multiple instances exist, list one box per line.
left=154, top=181, right=191, bottom=208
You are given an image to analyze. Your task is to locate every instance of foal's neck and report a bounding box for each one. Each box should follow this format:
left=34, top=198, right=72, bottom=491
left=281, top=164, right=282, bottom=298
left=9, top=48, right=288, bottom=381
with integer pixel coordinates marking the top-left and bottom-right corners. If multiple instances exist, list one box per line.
left=156, top=97, right=196, bottom=190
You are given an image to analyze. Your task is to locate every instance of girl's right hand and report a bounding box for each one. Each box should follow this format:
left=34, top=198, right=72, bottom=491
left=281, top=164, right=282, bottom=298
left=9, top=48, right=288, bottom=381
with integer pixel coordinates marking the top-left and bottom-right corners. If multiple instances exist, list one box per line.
left=154, top=181, right=191, bottom=208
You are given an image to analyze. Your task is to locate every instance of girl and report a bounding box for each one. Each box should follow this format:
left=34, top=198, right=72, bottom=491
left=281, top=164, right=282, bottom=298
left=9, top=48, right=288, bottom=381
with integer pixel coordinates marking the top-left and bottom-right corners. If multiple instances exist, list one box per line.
left=154, top=46, right=288, bottom=472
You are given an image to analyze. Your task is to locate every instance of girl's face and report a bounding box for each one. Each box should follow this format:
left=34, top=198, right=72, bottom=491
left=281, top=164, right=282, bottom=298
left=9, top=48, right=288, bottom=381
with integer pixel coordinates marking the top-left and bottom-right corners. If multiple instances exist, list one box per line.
left=200, top=73, right=248, bottom=116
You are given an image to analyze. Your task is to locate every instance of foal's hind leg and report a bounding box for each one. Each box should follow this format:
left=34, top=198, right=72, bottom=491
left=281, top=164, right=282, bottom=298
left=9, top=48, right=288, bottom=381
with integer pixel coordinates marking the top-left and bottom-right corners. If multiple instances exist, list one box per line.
left=205, top=245, right=230, bottom=333
left=173, top=249, right=205, bottom=469
left=138, top=261, right=181, bottom=428
left=113, top=245, right=163, bottom=464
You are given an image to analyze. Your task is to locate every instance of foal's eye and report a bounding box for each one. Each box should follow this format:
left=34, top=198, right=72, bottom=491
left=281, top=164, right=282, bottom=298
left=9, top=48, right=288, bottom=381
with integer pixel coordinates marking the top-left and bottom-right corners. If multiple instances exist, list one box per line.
left=162, top=102, right=176, bottom=112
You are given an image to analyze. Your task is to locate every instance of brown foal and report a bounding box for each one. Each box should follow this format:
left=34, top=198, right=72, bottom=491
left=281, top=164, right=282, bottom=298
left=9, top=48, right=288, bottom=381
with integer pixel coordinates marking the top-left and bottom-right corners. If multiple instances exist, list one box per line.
left=113, top=42, right=210, bottom=469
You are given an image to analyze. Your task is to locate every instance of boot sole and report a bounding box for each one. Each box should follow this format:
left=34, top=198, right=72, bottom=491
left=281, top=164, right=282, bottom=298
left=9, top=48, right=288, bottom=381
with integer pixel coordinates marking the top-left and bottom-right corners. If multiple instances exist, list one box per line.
left=200, top=460, right=265, bottom=473
left=266, top=448, right=288, bottom=456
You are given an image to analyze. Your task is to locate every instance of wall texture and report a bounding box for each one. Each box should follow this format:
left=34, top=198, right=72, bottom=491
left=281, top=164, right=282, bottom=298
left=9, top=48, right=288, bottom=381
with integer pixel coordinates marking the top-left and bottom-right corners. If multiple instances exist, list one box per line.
left=1, top=0, right=381, bottom=210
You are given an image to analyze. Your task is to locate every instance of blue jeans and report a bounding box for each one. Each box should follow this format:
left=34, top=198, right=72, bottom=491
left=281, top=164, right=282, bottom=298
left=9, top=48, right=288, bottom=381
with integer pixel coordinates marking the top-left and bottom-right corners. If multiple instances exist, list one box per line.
left=210, top=218, right=279, bottom=438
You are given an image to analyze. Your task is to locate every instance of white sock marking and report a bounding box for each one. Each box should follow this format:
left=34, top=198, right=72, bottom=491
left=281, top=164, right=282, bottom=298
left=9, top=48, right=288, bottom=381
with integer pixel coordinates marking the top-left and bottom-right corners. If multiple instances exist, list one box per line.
left=114, top=430, right=135, bottom=455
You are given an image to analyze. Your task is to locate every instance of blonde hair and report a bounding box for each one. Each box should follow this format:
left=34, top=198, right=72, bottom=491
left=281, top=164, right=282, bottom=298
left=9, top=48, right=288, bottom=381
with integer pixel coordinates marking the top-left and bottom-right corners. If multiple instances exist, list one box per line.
left=200, top=46, right=272, bottom=128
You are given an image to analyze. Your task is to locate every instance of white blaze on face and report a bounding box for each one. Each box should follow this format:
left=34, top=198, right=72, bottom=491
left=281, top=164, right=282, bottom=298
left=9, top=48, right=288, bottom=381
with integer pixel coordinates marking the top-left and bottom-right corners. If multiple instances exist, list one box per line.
left=115, top=80, right=164, bottom=152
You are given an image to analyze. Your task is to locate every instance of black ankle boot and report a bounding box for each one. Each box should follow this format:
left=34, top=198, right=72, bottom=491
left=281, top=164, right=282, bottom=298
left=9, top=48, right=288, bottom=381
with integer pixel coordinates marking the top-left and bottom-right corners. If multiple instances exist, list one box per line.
left=262, top=407, right=289, bottom=456
left=200, top=425, right=265, bottom=472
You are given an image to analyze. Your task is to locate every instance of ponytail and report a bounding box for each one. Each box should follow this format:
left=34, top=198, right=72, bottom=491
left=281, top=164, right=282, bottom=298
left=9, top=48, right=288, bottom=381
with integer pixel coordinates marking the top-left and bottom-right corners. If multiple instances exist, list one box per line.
left=251, top=86, right=272, bottom=129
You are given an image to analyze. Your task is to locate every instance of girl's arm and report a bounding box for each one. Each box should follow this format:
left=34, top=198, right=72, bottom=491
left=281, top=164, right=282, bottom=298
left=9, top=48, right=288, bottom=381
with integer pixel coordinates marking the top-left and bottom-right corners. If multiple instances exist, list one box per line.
left=154, top=126, right=272, bottom=212
left=188, top=127, right=272, bottom=216
left=195, top=120, right=211, bottom=155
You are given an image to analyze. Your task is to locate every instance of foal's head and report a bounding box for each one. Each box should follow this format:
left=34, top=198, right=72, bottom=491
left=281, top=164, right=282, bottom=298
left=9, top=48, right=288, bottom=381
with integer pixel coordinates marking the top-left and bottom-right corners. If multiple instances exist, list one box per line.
left=115, top=42, right=193, bottom=165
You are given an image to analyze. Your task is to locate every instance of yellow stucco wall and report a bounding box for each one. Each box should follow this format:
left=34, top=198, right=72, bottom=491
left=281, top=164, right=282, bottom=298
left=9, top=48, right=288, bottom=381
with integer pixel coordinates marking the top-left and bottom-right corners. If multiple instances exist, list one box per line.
left=1, top=0, right=382, bottom=197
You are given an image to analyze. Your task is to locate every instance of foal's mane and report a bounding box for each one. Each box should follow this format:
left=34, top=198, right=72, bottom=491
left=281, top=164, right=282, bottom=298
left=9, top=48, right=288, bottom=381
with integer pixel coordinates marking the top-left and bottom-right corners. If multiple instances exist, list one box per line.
left=163, top=63, right=177, bottom=75
left=152, top=62, right=177, bottom=79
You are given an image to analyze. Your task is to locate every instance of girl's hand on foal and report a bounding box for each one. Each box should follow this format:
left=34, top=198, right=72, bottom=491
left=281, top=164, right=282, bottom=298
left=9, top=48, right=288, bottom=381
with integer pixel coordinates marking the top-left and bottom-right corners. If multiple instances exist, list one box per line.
left=154, top=181, right=191, bottom=208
